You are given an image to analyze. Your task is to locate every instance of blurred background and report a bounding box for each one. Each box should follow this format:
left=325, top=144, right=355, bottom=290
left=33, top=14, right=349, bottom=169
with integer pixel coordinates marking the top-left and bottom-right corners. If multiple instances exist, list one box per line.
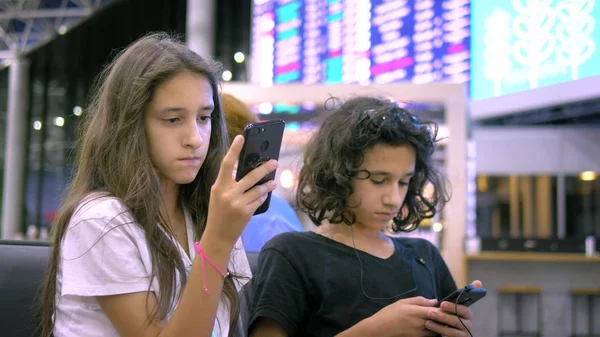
left=0, top=1, right=599, bottom=336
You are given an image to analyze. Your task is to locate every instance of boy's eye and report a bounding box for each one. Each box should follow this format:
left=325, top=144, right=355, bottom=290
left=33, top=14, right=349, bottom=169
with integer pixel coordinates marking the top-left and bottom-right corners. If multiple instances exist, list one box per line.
left=165, top=118, right=179, bottom=124
left=371, top=179, right=385, bottom=185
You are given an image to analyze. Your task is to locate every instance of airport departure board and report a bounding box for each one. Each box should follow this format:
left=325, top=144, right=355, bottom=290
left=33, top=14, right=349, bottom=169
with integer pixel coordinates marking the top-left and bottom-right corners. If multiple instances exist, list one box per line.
left=251, top=0, right=471, bottom=86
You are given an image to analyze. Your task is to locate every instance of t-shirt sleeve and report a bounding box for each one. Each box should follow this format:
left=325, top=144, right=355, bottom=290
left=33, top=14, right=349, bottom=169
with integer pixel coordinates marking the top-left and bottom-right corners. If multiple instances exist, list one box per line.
left=248, top=242, right=311, bottom=337
left=59, top=200, right=151, bottom=297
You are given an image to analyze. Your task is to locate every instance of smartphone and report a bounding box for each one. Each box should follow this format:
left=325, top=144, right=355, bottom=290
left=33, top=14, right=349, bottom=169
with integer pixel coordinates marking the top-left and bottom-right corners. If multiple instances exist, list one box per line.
left=235, top=119, right=285, bottom=215
left=436, top=284, right=487, bottom=308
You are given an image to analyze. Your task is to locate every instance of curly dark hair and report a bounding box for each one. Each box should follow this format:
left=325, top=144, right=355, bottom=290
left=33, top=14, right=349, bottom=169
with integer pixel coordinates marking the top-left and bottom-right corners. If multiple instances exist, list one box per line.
left=296, top=96, right=450, bottom=232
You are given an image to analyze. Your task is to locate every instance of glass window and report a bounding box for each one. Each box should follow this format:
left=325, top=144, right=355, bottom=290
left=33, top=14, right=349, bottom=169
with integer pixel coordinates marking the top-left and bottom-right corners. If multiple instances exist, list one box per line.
left=565, top=174, right=600, bottom=237
left=476, top=175, right=558, bottom=238
left=25, top=59, right=46, bottom=232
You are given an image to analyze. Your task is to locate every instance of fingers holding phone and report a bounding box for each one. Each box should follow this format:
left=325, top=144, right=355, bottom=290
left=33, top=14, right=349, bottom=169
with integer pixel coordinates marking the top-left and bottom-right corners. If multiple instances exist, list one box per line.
left=238, top=159, right=278, bottom=206
left=365, top=296, right=438, bottom=337
left=221, top=135, right=278, bottom=210
left=205, top=135, right=277, bottom=246
left=425, top=303, right=473, bottom=336
left=427, top=282, right=485, bottom=337
left=235, top=119, right=285, bottom=215
left=437, top=301, right=473, bottom=320
left=470, top=280, right=483, bottom=289
left=204, top=120, right=284, bottom=246
left=236, top=158, right=277, bottom=192
left=435, top=283, right=487, bottom=309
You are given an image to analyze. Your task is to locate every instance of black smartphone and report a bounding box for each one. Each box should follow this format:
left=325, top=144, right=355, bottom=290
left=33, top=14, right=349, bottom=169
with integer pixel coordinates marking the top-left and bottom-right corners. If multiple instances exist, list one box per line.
left=235, top=119, right=285, bottom=215
left=436, top=284, right=487, bottom=308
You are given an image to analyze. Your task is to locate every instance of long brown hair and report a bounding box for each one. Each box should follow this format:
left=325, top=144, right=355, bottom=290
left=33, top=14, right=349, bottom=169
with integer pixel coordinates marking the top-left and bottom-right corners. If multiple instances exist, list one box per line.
left=38, top=32, right=241, bottom=336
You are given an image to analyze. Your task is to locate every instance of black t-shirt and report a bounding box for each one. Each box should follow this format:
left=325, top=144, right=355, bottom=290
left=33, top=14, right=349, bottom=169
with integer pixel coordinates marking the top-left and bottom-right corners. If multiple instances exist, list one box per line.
left=248, top=231, right=457, bottom=337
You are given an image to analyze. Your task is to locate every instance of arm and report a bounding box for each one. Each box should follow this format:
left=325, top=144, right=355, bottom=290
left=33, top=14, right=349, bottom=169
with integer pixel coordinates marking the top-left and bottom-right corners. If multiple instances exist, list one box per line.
left=333, top=316, right=382, bottom=337
left=250, top=318, right=288, bottom=337
left=96, top=233, right=232, bottom=337
left=247, top=242, right=311, bottom=337
left=250, top=299, right=435, bottom=337
left=336, top=297, right=437, bottom=337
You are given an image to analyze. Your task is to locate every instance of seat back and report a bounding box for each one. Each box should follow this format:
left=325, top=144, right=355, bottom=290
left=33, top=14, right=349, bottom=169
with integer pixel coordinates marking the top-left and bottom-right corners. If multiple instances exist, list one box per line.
left=0, top=241, right=260, bottom=337
left=0, top=240, right=51, bottom=337
left=246, top=250, right=259, bottom=275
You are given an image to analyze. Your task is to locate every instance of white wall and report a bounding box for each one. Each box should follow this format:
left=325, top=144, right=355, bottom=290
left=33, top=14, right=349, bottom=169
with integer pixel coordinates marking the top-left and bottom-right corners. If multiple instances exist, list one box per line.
left=470, top=76, right=600, bottom=120
left=474, top=127, right=600, bottom=175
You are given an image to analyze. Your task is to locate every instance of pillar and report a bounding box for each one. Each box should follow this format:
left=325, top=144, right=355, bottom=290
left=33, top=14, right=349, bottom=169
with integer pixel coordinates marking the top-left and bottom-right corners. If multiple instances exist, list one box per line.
left=1, top=57, right=30, bottom=239
left=187, top=0, right=215, bottom=58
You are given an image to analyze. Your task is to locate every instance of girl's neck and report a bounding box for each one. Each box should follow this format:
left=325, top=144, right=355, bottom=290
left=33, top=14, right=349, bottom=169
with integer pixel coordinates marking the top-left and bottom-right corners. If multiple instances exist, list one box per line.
left=159, top=180, right=183, bottom=230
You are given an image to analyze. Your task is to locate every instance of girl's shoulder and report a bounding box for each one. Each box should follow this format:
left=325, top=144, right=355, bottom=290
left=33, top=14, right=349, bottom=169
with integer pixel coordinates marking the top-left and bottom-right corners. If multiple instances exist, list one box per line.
left=66, top=192, right=142, bottom=239
left=71, top=192, right=132, bottom=222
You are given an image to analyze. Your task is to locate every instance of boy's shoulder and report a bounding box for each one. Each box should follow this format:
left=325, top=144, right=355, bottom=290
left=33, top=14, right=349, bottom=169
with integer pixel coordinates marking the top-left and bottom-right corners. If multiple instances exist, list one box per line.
left=262, top=231, right=316, bottom=249
left=390, top=236, right=442, bottom=259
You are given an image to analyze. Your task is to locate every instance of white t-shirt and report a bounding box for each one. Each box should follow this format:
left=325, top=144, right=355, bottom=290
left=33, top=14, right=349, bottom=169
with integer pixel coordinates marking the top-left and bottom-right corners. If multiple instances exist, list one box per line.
left=53, top=194, right=252, bottom=337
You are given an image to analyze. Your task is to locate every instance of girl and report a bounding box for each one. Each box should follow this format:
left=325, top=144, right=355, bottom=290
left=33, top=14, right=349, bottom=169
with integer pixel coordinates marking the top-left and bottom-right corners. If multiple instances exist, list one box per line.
left=249, top=96, right=482, bottom=337
left=39, top=33, right=277, bottom=337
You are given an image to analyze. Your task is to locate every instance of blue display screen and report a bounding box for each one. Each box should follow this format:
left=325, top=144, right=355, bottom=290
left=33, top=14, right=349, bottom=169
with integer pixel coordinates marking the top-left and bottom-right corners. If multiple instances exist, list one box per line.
left=471, top=0, right=600, bottom=100
left=251, top=0, right=471, bottom=86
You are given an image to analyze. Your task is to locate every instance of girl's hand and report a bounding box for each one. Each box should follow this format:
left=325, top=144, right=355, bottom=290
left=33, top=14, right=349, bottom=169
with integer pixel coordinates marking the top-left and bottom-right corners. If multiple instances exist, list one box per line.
left=204, top=135, right=278, bottom=247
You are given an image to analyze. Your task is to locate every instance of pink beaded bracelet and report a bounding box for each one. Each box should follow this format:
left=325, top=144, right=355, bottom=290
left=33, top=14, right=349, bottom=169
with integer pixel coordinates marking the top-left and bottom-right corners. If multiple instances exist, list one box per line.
left=193, top=242, right=230, bottom=295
